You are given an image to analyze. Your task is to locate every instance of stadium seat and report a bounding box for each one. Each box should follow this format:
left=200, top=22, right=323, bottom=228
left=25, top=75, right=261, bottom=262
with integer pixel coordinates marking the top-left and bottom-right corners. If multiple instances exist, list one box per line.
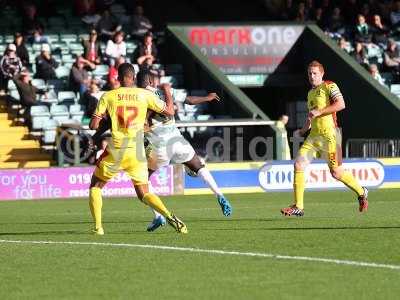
left=30, top=105, right=51, bottom=130
left=68, top=42, right=84, bottom=52
left=69, top=104, right=85, bottom=123
left=42, top=119, right=59, bottom=144
left=50, top=104, right=70, bottom=123
left=132, top=64, right=140, bottom=74
left=58, top=91, right=77, bottom=104
left=196, top=115, right=213, bottom=133
left=173, top=89, right=188, bottom=102
left=160, top=75, right=182, bottom=87
left=9, top=89, right=20, bottom=101
left=47, top=34, right=60, bottom=43
left=62, top=54, right=75, bottom=64
left=47, top=79, right=65, bottom=92
left=92, top=64, right=109, bottom=77
left=55, top=66, right=70, bottom=79
left=166, top=64, right=184, bottom=75
left=381, top=73, right=394, bottom=87
left=31, top=79, right=46, bottom=90
left=390, top=84, right=400, bottom=97
left=4, top=35, right=13, bottom=43
left=39, top=90, right=58, bottom=104
left=60, top=34, right=78, bottom=44
left=7, top=80, right=17, bottom=91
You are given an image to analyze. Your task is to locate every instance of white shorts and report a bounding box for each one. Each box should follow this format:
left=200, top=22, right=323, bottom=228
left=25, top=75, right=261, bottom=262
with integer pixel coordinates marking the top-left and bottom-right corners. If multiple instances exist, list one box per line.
left=146, top=133, right=196, bottom=169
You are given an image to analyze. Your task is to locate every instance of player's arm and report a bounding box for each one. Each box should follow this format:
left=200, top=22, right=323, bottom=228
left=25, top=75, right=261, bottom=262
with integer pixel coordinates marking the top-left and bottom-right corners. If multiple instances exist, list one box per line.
left=159, top=83, right=174, bottom=116
left=185, top=93, right=220, bottom=105
left=294, top=117, right=311, bottom=137
left=89, top=94, right=107, bottom=130
left=309, top=84, right=345, bottom=119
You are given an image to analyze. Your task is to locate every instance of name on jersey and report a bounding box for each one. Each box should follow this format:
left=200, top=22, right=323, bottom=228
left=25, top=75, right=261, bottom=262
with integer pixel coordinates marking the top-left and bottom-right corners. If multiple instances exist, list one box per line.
left=118, top=94, right=137, bottom=101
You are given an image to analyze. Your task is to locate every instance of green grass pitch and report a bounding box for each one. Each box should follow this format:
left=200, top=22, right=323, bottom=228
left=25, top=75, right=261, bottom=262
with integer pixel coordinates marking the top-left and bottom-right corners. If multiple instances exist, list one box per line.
left=0, top=189, right=399, bottom=299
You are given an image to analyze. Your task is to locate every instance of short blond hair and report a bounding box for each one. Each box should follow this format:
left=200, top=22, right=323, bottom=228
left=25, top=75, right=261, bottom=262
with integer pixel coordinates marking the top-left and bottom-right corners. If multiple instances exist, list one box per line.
left=308, top=60, right=324, bottom=73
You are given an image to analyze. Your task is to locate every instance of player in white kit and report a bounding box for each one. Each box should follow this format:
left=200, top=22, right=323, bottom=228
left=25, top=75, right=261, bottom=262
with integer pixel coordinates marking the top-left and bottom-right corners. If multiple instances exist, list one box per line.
left=137, top=71, right=232, bottom=231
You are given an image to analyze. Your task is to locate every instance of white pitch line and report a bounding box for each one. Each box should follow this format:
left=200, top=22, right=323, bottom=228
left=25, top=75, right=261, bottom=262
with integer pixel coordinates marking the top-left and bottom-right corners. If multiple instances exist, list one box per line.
left=0, top=239, right=399, bottom=271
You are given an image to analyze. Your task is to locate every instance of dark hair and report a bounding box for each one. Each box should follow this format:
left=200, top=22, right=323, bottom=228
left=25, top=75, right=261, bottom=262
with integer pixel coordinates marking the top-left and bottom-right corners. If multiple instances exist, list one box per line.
left=136, top=70, right=157, bottom=88
left=118, top=63, right=135, bottom=80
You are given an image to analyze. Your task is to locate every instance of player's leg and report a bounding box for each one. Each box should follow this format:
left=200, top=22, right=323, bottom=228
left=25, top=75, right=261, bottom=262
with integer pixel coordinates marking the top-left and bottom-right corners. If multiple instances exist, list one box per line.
left=145, top=144, right=168, bottom=231
left=134, top=183, right=187, bottom=233
left=281, top=137, right=314, bottom=216
left=89, top=175, right=107, bottom=235
left=89, top=147, right=123, bottom=234
left=184, top=154, right=233, bottom=216
left=126, top=154, right=187, bottom=233
left=326, top=135, right=368, bottom=212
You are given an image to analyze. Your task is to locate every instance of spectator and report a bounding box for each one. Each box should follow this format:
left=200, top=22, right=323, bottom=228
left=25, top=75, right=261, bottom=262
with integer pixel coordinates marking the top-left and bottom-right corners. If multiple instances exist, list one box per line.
left=13, top=69, right=45, bottom=109
left=351, top=42, right=368, bottom=68
left=29, top=28, right=49, bottom=45
left=96, top=9, right=120, bottom=42
left=280, top=0, right=296, bottom=21
left=304, top=0, right=315, bottom=20
left=96, top=138, right=108, bottom=160
left=294, top=2, right=307, bottom=22
left=368, top=64, right=386, bottom=86
left=360, top=3, right=372, bottom=22
left=107, top=56, right=125, bottom=89
left=130, top=5, right=153, bottom=39
left=370, top=14, right=389, bottom=47
left=276, top=114, right=291, bottom=160
left=135, top=33, right=158, bottom=65
left=13, top=33, right=29, bottom=67
left=35, top=44, right=58, bottom=80
left=0, top=44, right=23, bottom=93
left=326, top=7, right=345, bottom=36
left=105, top=31, right=126, bottom=65
left=384, top=39, right=400, bottom=73
left=139, top=57, right=164, bottom=77
left=354, top=14, right=373, bottom=44
left=82, top=29, right=103, bottom=64
left=343, top=0, right=360, bottom=24
left=390, top=1, right=400, bottom=28
left=338, top=37, right=352, bottom=53
left=69, top=56, right=96, bottom=95
left=82, top=80, right=102, bottom=117
left=312, top=7, right=326, bottom=29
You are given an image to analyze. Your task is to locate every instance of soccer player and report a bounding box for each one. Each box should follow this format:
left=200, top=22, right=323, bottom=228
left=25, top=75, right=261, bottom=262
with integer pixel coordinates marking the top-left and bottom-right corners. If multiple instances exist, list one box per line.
left=281, top=60, right=369, bottom=217
left=136, top=71, right=233, bottom=231
left=89, top=63, right=187, bottom=234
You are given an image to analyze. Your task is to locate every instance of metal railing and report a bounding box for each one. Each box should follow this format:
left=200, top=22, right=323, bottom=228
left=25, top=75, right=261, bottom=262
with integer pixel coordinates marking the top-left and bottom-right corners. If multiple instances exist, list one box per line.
left=345, top=139, right=400, bottom=158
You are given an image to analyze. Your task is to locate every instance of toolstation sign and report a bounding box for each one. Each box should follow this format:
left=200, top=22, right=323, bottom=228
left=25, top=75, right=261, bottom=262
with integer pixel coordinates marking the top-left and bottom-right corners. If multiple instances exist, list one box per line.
left=186, top=25, right=304, bottom=74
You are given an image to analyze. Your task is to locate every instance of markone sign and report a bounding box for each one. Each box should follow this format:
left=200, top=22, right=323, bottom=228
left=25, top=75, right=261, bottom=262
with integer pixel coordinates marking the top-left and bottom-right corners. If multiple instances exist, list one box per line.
left=259, top=160, right=385, bottom=191
left=185, top=25, right=304, bottom=74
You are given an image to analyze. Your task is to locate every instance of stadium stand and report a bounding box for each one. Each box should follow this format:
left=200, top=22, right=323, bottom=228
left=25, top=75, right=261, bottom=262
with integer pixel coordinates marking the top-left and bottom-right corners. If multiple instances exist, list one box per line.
left=1, top=0, right=399, bottom=168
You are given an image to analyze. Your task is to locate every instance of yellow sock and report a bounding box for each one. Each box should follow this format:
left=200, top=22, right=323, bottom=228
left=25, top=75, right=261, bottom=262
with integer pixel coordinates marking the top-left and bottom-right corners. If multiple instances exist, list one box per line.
left=142, top=193, right=172, bottom=219
left=294, top=170, right=305, bottom=209
left=338, top=171, right=364, bottom=196
left=89, top=187, right=103, bottom=229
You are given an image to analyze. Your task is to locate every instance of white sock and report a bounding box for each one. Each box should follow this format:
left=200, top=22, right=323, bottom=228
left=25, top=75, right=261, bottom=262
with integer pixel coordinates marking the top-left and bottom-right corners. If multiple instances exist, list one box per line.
left=197, top=167, right=223, bottom=197
left=150, top=208, right=162, bottom=218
